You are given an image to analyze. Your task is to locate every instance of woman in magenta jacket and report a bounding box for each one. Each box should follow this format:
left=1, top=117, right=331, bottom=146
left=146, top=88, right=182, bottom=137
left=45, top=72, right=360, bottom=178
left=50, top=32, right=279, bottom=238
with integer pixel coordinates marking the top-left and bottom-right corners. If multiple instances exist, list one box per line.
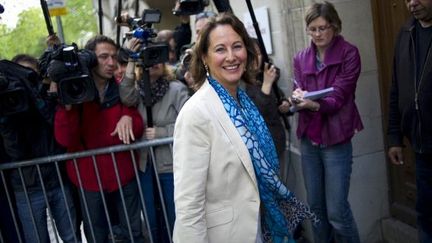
left=291, top=2, right=363, bottom=243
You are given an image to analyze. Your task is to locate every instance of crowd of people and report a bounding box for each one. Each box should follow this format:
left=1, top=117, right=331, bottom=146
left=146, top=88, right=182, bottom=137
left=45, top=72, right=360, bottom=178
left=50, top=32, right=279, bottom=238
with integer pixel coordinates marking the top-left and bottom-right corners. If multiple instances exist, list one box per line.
left=0, top=0, right=431, bottom=243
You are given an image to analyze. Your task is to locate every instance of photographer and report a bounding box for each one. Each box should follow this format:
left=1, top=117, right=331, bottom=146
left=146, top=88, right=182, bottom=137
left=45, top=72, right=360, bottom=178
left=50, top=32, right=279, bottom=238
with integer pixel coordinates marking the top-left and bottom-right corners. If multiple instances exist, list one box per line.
left=12, top=54, right=40, bottom=73
left=114, top=47, right=129, bottom=83
left=156, top=12, right=192, bottom=66
left=0, top=55, right=78, bottom=243
left=175, top=48, right=195, bottom=94
left=120, top=36, right=190, bottom=243
left=245, top=38, right=291, bottom=160
left=53, top=35, right=145, bottom=243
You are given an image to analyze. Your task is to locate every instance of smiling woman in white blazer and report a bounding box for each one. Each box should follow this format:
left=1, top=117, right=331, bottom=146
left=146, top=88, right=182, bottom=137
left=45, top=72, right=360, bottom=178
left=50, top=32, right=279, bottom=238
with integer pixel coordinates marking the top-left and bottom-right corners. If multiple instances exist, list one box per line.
left=173, top=13, right=261, bottom=243
left=173, top=13, right=316, bottom=243
left=173, top=79, right=261, bottom=242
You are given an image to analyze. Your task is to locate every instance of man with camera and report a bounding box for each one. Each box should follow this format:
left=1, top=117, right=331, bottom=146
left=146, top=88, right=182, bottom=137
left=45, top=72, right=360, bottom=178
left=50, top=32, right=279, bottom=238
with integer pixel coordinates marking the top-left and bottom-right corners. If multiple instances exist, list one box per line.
left=53, top=35, right=145, bottom=243
left=0, top=56, right=78, bottom=243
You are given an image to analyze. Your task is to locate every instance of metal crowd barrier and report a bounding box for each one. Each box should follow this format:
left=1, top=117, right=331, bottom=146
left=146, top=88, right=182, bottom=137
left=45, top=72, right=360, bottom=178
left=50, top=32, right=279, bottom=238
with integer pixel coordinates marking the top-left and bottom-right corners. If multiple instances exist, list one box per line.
left=0, top=137, right=174, bottom=243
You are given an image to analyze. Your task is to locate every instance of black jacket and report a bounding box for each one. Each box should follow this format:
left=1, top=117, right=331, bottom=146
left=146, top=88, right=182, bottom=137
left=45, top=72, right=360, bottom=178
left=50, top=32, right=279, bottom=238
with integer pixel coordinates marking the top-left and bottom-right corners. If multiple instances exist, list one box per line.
left=388, top=18, right=432, bottom=153
left=245, top=78, right=289, bottom=157
left=0, top=61, right=65, bottom=191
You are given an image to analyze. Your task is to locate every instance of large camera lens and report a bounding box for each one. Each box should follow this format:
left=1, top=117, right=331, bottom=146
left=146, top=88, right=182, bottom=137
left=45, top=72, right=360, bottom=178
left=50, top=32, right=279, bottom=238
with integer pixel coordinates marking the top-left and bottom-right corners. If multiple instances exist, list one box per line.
left=58, top=74, right=96, bottom=105
left=65, top=78, right=86, bottom=99
left=148, top=49, right=161, bottom=60
left=141, top=43, right=169, bottom=67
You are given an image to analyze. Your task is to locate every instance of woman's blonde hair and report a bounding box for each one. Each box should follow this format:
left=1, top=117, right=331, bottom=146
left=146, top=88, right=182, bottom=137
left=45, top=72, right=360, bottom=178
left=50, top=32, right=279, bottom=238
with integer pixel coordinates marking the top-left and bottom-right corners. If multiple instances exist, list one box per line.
left=162, top=63, right=176, bottom=81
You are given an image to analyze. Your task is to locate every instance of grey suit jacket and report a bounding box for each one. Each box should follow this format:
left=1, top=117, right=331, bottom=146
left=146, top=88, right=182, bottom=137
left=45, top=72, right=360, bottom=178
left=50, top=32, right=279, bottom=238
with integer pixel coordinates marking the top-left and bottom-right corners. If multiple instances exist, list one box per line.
left=173, top=80, right=261, bottom=243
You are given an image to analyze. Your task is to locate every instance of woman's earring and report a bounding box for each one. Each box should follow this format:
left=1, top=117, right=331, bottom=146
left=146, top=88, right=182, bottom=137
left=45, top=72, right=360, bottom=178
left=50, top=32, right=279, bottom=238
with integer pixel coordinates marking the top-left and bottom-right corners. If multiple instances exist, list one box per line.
left=204, top=64, right=210, bottom=77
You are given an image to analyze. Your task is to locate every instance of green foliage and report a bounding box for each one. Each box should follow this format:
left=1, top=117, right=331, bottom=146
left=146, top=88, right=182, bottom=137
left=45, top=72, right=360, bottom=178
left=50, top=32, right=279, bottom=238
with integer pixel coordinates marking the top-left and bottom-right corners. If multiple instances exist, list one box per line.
left=0, top=9, right=46, bottom=59
left=0, top=0, right=97, bottom=60
left=60, top=0, right=98, bottom=46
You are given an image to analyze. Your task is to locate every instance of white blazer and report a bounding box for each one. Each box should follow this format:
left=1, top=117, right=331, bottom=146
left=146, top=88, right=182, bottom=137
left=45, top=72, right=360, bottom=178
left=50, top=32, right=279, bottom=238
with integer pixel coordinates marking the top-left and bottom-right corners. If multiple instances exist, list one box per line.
left=173, top=80, right=261, bottom=243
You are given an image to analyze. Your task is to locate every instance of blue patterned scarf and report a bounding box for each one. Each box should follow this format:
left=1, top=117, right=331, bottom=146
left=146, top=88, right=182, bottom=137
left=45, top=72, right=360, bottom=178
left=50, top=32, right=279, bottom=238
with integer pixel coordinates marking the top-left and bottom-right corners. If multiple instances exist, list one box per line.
left=208, top=77, right=318, bottom=243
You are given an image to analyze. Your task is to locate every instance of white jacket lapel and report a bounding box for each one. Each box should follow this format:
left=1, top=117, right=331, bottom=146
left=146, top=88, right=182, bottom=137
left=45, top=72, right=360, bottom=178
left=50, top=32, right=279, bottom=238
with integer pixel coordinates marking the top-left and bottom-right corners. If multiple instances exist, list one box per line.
left=202, top=81, right=258, bottom=190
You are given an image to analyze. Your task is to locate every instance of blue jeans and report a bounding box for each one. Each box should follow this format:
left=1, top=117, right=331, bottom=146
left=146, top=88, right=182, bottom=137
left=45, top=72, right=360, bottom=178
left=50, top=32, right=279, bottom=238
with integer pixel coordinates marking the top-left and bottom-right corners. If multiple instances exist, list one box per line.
left=415, top=153, right=432, bottom=243
left=140, top=165, right=175, bottom=243
left=301, top=139, right=360, bottom=243
left=14, top=185, right=78, bottom=243
left=0, top=182, right=22, bottom=243
left=79, top=180, right=144, bottom=243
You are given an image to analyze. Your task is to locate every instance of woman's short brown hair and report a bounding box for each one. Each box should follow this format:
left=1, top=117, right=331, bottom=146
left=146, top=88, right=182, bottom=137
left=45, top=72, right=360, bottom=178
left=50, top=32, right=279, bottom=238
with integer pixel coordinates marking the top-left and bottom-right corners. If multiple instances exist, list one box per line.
left=305, top=1, right=342, bottom=34
left=189, top=12, right=258, bottom=90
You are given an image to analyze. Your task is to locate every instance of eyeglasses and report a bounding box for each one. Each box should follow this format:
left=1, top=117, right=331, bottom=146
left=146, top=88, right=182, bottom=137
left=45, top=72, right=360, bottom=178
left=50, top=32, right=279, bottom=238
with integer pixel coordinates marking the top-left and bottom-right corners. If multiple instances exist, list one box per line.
left=306, top=25, right=332, bottom=35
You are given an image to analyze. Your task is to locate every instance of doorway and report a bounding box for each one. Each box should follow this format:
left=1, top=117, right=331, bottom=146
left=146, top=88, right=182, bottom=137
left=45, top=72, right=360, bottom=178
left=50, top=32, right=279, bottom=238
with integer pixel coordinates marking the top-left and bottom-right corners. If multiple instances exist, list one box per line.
left=371, top=0, right=416, bottom=226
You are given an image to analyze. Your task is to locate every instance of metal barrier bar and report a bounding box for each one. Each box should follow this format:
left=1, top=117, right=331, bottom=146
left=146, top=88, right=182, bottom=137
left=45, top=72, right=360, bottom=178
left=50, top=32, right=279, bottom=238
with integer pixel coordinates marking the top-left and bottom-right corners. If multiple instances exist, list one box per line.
left=111, top=152, right=134, bottom=242
left=150, top=146, right=173, bottom=243
left=0, top=170, right=23, bottom=243
left=0, top=137, right=174, bottom=170
left=35, top=164, right=60, bottom=243
left=72, top=158, right=97, bottom=243
left=54, top=161, right=79, bottom=243
left=18, top=167, right=41, bottom=243
left=0, top=137, right=174, bottom=243
left=130, top=149, right=154, bottom=243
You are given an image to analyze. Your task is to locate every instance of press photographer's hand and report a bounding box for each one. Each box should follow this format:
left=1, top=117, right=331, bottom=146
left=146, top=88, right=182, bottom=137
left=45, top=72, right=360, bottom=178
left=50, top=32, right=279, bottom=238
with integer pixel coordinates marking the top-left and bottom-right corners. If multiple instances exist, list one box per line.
left=127, top=37, right=142, bottom=53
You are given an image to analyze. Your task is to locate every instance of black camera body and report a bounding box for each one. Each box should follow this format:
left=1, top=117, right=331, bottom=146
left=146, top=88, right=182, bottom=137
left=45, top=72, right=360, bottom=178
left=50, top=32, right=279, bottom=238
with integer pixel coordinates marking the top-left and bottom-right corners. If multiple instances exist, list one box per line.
left=173, top=0, right=210, bottom=16
left=47, top=45, right=97, bottom=105
left=121, top=9, right=169, bottom=67
left=0, top=60, right=40, bottom=117
left=141, top=43, right=169, bottom=67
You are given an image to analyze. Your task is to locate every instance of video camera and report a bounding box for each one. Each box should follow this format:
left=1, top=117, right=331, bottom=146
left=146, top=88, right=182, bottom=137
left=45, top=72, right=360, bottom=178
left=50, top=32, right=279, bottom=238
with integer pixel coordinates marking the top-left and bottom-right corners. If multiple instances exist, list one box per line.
left=44, top=44, right=97, bottom=105
left=117, top=9, right=169, bottom=67
left=172, top=0, right=232, bottom=16
left=173, top=0, right=209, bottom=16
left=0, top=60, right=42, bottom=117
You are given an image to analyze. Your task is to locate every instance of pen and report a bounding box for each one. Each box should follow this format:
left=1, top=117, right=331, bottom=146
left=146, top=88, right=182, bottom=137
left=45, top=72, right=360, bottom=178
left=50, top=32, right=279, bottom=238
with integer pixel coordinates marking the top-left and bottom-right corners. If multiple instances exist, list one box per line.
left=291, top=78, right=301, bottom=89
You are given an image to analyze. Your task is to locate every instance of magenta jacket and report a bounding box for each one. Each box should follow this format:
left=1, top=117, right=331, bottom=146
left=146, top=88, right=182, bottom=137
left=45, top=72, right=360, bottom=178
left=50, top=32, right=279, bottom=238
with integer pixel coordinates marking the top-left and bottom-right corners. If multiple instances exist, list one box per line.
left=293, top=35, right=363, bottom=146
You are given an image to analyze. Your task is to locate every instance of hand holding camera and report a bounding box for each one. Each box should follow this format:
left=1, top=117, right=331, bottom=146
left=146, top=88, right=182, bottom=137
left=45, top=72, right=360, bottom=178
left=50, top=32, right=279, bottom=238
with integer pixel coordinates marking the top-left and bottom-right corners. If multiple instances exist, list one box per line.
left=116, top=9, right=169, bottom=67
left=172, top=0, right=210, bottom=16
left=172, top=0, right=232, bottom=16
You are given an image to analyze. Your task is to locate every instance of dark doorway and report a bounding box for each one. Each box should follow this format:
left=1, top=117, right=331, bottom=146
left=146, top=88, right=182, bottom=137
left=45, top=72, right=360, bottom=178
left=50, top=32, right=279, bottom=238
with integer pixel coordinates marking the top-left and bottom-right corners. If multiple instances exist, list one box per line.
left=371, top=0, right=416, bottom=226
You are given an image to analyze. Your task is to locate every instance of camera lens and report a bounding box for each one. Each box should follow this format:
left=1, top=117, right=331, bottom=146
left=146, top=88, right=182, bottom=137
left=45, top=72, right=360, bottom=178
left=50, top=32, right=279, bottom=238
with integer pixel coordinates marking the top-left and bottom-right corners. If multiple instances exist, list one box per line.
left=64, top=78, right=86, bottom=100
left=148, top=49, right=161, bottom=60
left=58, top=74, right=96, bottom=105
